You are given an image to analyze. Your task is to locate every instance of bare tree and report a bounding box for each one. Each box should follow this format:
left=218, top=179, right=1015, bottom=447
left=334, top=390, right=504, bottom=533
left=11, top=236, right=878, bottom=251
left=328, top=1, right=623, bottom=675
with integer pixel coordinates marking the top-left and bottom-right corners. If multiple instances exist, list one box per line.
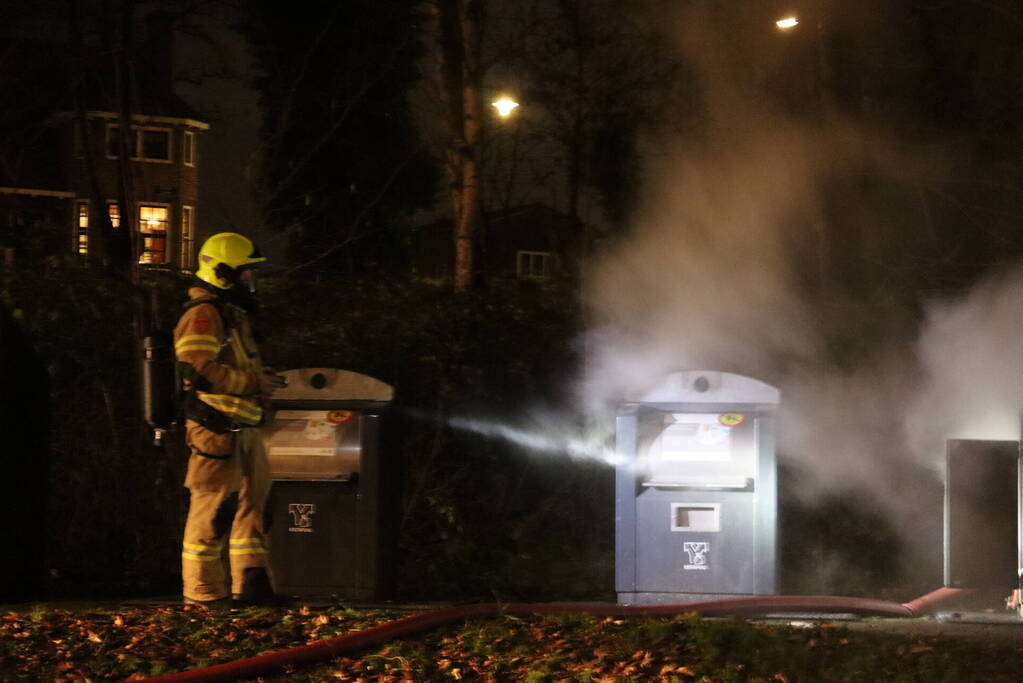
left=433, top=0, right=484, bottom=291
left=485, top=0, right=677, bottom=237
left=113, top=0, right=140, bottom=283
left=240, top=0, right=436, bottom=275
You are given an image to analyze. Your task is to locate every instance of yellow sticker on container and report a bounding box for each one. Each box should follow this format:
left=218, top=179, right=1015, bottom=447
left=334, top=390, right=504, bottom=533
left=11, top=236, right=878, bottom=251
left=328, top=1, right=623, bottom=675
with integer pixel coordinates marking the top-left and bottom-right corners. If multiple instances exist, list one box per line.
left=718, top=413, right=746, bottom=427
left=326, top=409, right=354, bottom=424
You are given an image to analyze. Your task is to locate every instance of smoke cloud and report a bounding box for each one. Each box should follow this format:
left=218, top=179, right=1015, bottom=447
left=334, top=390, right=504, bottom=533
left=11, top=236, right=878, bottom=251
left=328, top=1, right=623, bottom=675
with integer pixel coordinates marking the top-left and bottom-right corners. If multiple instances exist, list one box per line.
left=581, top=121, right=826, bottom=413
left=908, top=267, right=1023, bottom=454
left=577, top=1, right=1023, bottom=586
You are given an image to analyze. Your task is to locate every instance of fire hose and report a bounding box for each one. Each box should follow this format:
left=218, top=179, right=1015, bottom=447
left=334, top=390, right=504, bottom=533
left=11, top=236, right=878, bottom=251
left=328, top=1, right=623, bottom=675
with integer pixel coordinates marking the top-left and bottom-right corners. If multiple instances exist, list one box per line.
left=138, top=587, right=969, bottom=683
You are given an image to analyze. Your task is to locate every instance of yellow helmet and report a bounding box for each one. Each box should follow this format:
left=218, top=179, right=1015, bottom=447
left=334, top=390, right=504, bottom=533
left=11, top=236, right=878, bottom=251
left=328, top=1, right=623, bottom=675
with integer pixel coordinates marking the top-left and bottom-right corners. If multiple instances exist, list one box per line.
left=195, top=232, right=267, bottom=289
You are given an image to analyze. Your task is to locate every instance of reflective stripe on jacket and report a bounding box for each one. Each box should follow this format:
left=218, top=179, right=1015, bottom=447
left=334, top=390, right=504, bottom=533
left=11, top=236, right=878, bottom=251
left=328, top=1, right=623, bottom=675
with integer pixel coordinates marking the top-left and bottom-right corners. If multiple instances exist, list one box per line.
left=196, top=393, right=263, bottom=426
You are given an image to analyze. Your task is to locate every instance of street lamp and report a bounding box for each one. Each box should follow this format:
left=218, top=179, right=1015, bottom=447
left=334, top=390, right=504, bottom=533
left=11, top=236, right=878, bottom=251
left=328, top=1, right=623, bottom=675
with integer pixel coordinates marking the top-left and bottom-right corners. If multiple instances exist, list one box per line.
left=491, top=97, right=519, bottom=118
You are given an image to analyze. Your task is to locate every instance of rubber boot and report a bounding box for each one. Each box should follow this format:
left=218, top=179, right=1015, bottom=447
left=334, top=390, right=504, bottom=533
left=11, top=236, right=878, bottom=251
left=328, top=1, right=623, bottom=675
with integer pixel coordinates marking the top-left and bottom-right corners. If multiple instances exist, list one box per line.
left=232, top=567, right=290, bottom=607
left=184, top=596, right=234, bottom=611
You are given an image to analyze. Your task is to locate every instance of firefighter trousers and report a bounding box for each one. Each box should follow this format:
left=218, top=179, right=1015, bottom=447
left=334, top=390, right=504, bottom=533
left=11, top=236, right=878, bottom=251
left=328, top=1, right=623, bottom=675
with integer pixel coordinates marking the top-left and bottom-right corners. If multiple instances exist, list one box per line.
left=181, top=427, right=274, bottom=602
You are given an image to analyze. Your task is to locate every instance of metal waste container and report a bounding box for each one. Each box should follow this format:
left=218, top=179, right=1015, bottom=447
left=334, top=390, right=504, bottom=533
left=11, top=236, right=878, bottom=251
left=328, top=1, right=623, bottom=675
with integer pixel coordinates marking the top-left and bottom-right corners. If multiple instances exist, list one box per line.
left=615, top=370, right=779, bottom=604
left=264, top=368, right=397, bottom=600
left=944, top=439, right=1018, bottom=595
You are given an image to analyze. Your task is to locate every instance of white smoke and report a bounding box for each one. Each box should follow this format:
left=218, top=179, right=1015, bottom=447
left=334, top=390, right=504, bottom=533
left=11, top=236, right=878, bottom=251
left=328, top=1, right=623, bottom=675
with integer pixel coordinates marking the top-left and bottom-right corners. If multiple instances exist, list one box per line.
left=581, top=121, right=826, bottom=414
left=579, top=1, right=1012, bottom=489
left=575, top=2, right=1023, bottom=587
left=908, top=267, right=1023, bottom=455
left=578, top=121, right=940, bottom=498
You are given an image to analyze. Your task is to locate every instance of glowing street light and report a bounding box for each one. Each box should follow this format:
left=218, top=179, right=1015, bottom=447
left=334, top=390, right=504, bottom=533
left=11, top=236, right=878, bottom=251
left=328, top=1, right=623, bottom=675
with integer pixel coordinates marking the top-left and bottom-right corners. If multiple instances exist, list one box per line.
left=775, top=16, right=799, bottom=30
left=491, top=97, right=519, bottom=118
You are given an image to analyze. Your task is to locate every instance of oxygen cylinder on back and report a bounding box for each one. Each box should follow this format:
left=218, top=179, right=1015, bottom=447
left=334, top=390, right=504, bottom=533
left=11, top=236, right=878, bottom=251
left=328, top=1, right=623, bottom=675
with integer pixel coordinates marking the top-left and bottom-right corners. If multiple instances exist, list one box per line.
left=142, top=332, right=176, bottom=446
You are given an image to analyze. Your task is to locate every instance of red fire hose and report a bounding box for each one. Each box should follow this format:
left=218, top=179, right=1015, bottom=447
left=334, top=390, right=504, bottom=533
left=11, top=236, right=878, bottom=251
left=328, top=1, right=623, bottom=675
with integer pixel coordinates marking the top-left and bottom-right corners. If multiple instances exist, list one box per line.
left=138, top=588, right=969, bottom=683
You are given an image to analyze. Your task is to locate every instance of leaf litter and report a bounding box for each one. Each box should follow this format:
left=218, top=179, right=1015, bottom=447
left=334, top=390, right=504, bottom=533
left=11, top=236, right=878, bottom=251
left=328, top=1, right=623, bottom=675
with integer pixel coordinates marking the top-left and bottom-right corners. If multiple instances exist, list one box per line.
left=1, top=606, right=1021, bottom=681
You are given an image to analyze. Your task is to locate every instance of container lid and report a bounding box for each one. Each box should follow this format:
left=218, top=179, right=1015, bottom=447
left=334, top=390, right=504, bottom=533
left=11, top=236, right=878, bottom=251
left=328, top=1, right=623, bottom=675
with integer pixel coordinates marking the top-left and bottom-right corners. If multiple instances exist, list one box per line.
left=272, top=368, right=394, bottom=403
left=625, top=370, right=779, bottom=406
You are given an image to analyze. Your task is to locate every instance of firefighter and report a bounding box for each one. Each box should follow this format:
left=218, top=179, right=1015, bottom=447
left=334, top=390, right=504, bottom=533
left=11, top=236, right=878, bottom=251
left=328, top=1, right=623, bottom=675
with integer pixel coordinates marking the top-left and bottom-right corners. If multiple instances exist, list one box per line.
left=174, top=232, right=286, bottom=607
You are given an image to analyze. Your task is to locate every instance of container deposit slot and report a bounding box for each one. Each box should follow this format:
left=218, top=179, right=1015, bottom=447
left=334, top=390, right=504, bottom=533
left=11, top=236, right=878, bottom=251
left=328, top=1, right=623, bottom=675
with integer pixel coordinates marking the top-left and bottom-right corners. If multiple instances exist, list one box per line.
left=640, top=411, right=756, bottom=490
left=265, top=409, right=361, bottom=481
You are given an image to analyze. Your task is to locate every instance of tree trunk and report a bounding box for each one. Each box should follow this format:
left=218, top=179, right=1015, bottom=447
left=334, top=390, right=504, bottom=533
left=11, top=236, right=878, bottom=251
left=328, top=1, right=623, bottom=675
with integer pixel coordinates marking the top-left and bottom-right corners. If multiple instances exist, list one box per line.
left=564, top=0, right=584, bottom=226
left=67, top=0, right=118, bottom=270
left=434, top=0, right=484, bottom=292
left=114, top=0, right=140, bottom=285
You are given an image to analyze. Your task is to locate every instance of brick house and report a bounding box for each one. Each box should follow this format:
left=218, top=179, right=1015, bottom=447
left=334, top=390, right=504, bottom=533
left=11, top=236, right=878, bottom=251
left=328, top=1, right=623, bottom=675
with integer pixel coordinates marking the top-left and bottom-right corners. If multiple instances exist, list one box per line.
left=0, top=13, right=208, bottom=269
left=62, top=103, right=208, bottom=268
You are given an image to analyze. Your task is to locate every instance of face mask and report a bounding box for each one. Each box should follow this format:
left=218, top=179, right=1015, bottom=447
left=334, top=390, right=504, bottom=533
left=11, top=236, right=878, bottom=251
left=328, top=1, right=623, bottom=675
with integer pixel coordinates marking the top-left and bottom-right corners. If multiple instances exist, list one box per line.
left=240, top=270, right=257, bottom=294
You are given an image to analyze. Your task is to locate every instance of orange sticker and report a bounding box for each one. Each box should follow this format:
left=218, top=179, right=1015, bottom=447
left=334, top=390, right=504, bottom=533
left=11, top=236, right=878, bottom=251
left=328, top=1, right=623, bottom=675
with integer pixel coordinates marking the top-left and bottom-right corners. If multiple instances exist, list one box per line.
left=719, top=413, right=746, bottom=427
left=326, top=409, right=354, bottom=424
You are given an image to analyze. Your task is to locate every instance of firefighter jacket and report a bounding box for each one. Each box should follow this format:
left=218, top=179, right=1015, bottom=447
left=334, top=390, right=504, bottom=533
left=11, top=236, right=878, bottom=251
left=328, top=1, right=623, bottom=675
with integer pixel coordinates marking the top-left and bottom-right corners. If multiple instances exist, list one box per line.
left=174, top=287, right=266, bottom=489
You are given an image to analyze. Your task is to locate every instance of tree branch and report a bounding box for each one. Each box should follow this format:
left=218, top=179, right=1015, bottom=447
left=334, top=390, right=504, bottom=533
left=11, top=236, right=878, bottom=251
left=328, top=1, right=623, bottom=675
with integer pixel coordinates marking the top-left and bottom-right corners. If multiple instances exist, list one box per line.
left=284, top=146, right=423, bottom=274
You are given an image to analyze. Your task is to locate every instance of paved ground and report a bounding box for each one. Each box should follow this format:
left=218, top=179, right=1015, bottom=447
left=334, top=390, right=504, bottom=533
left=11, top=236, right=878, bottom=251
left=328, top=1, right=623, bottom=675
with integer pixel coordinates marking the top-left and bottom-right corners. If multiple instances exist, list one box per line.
left=757, top=611, right=1023, bottom=643
left=854, top=612, right=1023, bottom=641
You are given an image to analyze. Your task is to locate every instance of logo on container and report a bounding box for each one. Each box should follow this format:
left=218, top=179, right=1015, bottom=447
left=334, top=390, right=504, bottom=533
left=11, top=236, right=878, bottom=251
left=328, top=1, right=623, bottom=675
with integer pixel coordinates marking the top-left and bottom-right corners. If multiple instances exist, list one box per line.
left=683, top=541, right=710, bottom=570
left=288, top=503, right=317, bottom=532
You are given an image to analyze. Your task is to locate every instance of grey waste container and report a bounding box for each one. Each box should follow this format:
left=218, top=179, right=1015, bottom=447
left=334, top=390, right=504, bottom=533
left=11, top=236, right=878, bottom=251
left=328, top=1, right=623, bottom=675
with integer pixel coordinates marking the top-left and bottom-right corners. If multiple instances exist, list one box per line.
left=263, top=368, right=397, bottom=600
left=944, top=439, right=1018, bottom=594
left=615, top=370, right=779, bottom=605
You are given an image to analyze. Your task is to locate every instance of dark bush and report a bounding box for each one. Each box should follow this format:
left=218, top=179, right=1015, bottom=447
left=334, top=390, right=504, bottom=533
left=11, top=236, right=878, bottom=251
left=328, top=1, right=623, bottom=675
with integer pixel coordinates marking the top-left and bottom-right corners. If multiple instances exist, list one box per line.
left=4, top=260, right=614, bottom=601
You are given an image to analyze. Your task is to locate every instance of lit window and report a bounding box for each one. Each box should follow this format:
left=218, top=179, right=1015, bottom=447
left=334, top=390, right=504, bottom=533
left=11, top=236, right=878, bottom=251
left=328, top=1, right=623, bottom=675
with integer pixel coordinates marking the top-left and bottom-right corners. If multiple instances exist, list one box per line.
left=106, top=124, right=172, bottom=162
left=138, top=205, right=169, bottom=264
left=180, top=205, right=195, bottom=268
left=76, top=201, right=89, bottom=255
left=516, top=250, right=551, bottom=279
left=77, top=201, right=124, bottom=254
left=183, top=131, right=196, bottom=166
